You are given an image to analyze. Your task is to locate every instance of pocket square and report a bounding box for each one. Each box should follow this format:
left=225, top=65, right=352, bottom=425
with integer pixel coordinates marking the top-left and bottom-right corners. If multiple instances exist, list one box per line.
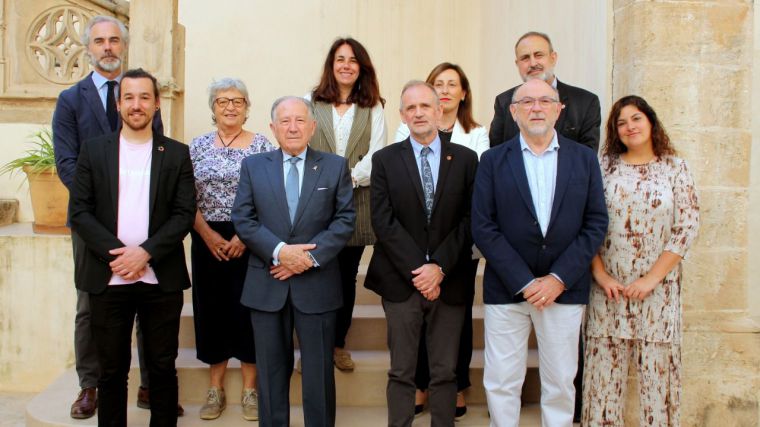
left=317, top=187, right=329, bottom=191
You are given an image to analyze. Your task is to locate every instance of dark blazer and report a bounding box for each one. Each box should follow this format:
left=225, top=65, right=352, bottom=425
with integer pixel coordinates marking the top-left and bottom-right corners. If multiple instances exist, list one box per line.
left=365, top=134, right=478, bottom=305
left=471, top=135, right=608, bottom=305
left=231, top=148, right=355, bottom=314
left=488, top=79, right=600, bottom=152
left=69, top=132, right=196, bottom=294
left=53, top=71, right=163, bottom=190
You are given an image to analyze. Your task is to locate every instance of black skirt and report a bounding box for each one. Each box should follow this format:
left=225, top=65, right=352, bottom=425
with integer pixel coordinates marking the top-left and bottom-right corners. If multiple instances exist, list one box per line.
left=191, top=221, right=256, bottom=364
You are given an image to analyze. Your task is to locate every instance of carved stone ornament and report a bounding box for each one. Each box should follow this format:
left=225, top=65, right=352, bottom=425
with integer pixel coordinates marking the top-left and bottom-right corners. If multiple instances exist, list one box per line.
left=26, top=6, right=95, bottom=84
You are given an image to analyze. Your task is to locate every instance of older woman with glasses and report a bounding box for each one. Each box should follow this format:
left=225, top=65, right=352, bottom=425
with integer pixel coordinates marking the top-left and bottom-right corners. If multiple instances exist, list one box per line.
left=189, top=78, right=275, bottom=421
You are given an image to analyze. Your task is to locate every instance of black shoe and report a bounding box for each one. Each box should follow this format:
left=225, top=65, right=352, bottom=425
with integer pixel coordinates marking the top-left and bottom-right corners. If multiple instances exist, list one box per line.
left=414, top=404, right=424, bottom=417
left=455, top=405, right=467, bottom=421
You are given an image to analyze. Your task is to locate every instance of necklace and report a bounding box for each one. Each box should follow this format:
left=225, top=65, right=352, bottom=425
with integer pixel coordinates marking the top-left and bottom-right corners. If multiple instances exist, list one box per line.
left=439, top=122, right=455, bottom=133
left=217, top=129, right=243, bottom=147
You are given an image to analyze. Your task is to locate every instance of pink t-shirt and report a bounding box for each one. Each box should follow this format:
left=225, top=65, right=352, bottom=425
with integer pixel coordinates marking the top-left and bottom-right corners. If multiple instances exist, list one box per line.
left=109, top=136, right=159, bottom=285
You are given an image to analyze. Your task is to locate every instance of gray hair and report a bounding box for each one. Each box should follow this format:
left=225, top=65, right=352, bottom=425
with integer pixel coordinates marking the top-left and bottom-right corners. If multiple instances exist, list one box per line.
left=82, top=15, right=129, bottom=47
left=514, top=31, right=554, bottom=53
left=511, top=80, right=559, bottom=103
left=208, top=77, right=251, bottom=125
left=399, top=80, right=439, bottom=110
left=270, top=96, right=315, bottom=121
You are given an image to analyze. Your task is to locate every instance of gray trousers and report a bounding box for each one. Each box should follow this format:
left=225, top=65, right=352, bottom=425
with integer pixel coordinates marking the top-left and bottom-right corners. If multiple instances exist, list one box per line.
left=72, top=230, right=149, bottom=389
left=383, top=292, right=465, bottom=427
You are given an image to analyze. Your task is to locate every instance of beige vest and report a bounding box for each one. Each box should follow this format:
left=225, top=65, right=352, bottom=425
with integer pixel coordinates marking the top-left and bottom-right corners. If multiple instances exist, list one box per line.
left=311, top=101, right=374, bottom=246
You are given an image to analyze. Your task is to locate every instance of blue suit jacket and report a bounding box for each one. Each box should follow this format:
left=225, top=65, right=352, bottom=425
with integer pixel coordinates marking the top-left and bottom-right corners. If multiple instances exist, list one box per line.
left=52, top=71, right=163, bottom=190
left=231, top=147, right=355, bottom=314
left=472, top=135, right=608, bottom=304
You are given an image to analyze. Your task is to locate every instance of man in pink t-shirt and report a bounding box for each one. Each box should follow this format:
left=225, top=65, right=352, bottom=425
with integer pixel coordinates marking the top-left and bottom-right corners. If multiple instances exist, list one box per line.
left=69, top=68, right=195, bottom=427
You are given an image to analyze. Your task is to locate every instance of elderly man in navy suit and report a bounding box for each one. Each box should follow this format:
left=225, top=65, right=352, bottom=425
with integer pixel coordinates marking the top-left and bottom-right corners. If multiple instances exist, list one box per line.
left=472, top=79, right=607, bottom=427
left=231, top=96, right=355, bottom=427
left=52, top=15, right=166, bottom=419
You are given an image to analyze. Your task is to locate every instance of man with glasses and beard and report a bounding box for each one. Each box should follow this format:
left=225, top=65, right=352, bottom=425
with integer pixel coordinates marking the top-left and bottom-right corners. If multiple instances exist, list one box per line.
left=52, top=15, right=173, bottom=419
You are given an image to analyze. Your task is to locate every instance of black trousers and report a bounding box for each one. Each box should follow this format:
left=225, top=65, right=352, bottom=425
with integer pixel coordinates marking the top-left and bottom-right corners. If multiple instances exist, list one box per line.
left=414, top=258, right=477, bottom=393
left=89, top=283, right=182, bottom=427
left=334, top=246, right=365, bottom=348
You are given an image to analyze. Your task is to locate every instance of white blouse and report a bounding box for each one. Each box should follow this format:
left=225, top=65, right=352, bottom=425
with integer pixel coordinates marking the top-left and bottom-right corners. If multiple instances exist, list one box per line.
left=304, top=93, right=388, bottom=187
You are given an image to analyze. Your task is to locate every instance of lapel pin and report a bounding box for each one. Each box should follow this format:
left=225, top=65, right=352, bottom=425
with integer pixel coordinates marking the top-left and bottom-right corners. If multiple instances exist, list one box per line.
left=157, top=146, right=164, bottom=152
left=446, top=155, right=452, bottom=160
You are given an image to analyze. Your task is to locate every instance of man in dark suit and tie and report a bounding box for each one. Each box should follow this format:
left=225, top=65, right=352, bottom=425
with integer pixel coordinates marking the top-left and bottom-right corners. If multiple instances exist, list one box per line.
left=489, top=31, right=601, bottom=153
left=69, top=68, right=195, bottom=427
left=366, top=81, right=478, bottom=427
left=231, top=96, right=355, bottom=427
left=472, top=79, right=607, bottom=427
left=52, top=15, right=165, bottom=419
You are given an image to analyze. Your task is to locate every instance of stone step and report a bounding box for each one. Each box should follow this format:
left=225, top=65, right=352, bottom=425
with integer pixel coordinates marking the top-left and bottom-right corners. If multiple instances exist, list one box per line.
left=27, top=369, right=548, bottom=426
left=174, top=303, right=538, bottom=351
left=157, top=348, right=539, bottom=406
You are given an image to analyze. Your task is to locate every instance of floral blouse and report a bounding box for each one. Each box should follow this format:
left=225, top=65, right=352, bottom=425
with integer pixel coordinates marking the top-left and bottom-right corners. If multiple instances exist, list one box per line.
left=585, top=155, right=700, bottom=343
left=190, top=131, right=275, bottom=221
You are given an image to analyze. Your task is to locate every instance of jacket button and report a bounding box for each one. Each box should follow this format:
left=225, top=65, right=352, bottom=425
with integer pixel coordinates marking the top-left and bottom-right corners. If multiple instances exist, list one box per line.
left=541, top=244, right=546, bottom=250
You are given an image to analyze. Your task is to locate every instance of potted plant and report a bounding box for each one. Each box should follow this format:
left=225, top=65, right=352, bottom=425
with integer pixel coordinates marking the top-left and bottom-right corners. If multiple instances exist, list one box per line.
left=0, top=128, right=69, bottom=234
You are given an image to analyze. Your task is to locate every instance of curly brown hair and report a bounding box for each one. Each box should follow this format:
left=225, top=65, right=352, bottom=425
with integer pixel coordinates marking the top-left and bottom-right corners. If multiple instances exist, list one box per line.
left=312, top=37, right=385, bottom=109
left=425, top=62, right=480, bottom=133
left=603, top=95, right=675, bottom=158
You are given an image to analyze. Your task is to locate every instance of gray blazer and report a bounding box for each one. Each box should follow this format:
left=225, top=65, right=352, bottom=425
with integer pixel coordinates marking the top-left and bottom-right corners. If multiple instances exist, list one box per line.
left=231, top=147, right=356, bottom=314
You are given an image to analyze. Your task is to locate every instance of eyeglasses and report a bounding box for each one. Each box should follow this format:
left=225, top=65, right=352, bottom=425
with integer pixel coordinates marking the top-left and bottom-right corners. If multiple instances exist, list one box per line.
left=512, top=97, right=559, bottom=109
left=214, top=97, right=247, bottom=108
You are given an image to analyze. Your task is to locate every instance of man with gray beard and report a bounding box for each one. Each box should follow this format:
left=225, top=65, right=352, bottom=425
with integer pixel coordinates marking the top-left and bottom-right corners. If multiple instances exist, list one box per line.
left=52, top=15, right=174, bottom=419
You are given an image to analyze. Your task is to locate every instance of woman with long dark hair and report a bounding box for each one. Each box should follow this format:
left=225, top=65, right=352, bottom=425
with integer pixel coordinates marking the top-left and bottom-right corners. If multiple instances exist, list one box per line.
left=583, top=95, right=699, bottom=426
left=305, top=37, right=387, bottom=372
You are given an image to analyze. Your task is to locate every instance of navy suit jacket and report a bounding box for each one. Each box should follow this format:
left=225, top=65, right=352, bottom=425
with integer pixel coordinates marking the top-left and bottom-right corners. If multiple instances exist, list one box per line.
left=68, top=132, right=196, bottom=294
left=231, top=147, right=355, bottom=314
left=53, top=71, right=163, bottom=190
left=472, top=135, right=608, bottom=304
left=488, top=79, right=600, bottom=152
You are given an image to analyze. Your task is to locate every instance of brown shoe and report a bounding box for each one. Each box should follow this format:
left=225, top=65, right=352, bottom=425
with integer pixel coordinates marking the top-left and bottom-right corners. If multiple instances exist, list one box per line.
left=136, top=386, right=185, bottom=416
left=333, top=348, right=355, bottom=372
left=70, top=387, right=97, bottom=419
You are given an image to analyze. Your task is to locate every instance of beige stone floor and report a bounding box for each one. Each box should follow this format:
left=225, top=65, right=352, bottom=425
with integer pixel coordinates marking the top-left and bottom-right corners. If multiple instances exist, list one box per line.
left=0, top=392, right=33, bottom=427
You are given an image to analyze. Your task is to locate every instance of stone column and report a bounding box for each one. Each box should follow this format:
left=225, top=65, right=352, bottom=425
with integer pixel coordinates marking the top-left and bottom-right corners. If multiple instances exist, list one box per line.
left=127, top=0, right=185, bottom=141
left=612, top=1, right=759, bottom=425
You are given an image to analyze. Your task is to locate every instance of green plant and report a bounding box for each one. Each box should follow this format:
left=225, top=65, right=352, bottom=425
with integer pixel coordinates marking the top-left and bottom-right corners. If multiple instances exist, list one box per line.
left=0, top=128, right=56, bottom=179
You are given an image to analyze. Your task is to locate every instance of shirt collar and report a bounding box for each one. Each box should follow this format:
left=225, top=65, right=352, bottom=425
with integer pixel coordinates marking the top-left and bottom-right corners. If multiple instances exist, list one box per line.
left=550, top=77, right=558, bottom=89
left=409, top=134, right=442, bottom=157
left=283, top=147, right=308, bottom=163
left=519, top=130, right=560, bottom=156
left=91, top=70, right=122, bottom=90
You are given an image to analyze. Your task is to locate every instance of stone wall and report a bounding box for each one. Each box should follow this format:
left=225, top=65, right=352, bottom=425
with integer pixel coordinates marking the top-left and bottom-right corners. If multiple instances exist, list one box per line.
left=612, top=1, right=759, bottom=425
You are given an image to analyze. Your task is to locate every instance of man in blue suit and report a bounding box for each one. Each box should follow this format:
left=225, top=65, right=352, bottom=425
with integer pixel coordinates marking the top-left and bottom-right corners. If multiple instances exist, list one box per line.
left=52, top=15, right=165, bottom=419
left=472, top=79, right=607, bottom=427
left=231, top=96, right=355, bottom=427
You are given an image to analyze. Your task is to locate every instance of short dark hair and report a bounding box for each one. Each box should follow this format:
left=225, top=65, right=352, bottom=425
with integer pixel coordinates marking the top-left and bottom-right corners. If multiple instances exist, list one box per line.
left=121, top=68, right=160, bottom=100
left=603, top=95, right=676, bottom=159
left=515, top=31, right=554, bottom=52
left=312, top=37, right=385, bottom=109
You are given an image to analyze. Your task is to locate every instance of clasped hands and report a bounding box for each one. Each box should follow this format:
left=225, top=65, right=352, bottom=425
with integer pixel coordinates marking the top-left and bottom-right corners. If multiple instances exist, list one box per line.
left=109, top=246, right=151, bottom=281
left=596, top=275, right=658, bottom=302
left=523, top=275, right=566, bottom=310
left=203, top=230, right=246, bottom=262
left=270, top=243, right=316, bottom=281
left=412, top=263, right=444, bottom=301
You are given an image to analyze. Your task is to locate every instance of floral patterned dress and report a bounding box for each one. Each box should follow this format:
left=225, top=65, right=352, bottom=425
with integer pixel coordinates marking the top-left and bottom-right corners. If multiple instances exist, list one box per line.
left=189, top=131, right=274, bottom=364
left=583, top=154, right=699, bottom=427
